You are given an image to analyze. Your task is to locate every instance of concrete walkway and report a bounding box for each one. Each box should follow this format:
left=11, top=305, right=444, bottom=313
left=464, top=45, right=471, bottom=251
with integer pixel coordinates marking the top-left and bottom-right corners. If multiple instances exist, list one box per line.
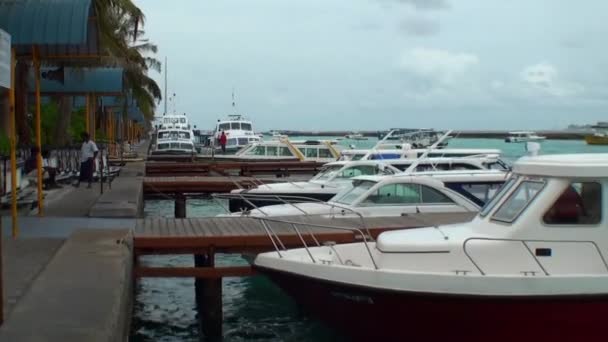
left=0, top=229, right=133, bottom=342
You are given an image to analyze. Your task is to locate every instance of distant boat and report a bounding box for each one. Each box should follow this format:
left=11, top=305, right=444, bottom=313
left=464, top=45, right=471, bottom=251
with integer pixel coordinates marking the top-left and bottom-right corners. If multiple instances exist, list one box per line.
left=585, top=123, right=608, bottom=145
left=345, top=133, right=367, bottom=140
left=505, top=131, right=546, bottom=143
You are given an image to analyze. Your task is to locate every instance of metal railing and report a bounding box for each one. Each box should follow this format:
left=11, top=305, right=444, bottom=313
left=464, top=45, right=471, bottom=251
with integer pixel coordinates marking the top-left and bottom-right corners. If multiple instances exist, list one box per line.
left=462, top=237, right=608, bottom=276
left=248, top=215, right=379, bottom=269
left=211, top=192, right=372, bottom=238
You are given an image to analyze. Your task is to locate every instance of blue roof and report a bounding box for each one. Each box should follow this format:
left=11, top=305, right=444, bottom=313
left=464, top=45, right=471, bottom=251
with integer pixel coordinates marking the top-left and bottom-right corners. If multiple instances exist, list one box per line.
left=29, top=67, right=123, bottom=94
left=0, top=0, right=92, bottom=45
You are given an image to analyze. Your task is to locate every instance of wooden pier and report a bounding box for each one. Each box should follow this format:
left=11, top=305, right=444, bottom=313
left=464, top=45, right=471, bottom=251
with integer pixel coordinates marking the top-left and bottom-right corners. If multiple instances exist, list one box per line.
left=132, top=212, right=475, bottom=339
left=145, top=161, right=325, bottom=177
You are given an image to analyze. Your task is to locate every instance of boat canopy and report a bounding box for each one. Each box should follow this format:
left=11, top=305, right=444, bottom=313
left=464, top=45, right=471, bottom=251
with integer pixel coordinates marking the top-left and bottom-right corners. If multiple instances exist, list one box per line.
left=514, top=154, right=608, bottom=178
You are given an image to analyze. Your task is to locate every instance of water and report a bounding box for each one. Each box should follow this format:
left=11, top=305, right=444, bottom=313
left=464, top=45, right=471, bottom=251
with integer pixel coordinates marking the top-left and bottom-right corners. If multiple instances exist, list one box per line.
left=132, top=137, right=608, bottom=341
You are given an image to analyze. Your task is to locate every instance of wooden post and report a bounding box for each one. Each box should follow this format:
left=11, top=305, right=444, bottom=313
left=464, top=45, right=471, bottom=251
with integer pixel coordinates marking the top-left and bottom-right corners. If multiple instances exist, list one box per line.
left=174, top=193, right=186, bottom=218
left=85, top=94, right=90, bottom=134
left=33, top=46, right=43, bottom=216
left=9, top=48, right=17, bottom=237
left=194, top=249, right=223, bottom=341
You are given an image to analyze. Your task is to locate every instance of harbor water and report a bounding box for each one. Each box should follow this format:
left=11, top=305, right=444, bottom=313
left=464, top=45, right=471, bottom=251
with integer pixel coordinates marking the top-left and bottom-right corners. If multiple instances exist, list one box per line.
left=131, top=138, right=608, bottom=341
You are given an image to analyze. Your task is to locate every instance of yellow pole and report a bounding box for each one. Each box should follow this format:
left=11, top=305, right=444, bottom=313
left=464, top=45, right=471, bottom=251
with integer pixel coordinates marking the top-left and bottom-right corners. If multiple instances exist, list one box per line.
left=91, top=95, right=96, bottom=140
left=33, top=46, right=43, bottom=216
left=85, top=94, right=90, bottom=134
left=9, top=49, right=18, bottom=237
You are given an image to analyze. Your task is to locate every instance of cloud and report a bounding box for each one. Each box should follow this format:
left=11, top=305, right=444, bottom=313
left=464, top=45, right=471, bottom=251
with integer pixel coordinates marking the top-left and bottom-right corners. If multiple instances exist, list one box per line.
left=520, top=63, right=584, bottom=97
left=399, top=16, right=440, bottom=36
left=398, top=47, right=479, bottom=85
left=395, top=0, right=449, bottom=10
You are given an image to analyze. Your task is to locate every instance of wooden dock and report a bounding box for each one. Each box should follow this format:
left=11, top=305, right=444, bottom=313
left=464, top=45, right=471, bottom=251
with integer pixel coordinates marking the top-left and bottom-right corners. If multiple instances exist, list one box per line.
left=143, top=175, right=310, bottom=194
left=145, top=161, right=325, bottom=177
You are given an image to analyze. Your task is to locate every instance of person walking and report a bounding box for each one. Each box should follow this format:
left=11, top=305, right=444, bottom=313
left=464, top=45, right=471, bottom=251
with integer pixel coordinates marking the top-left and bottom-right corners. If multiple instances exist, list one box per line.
left=75, top=132, right=99, bottom=188
left=219, top=130, right=227, bottom=154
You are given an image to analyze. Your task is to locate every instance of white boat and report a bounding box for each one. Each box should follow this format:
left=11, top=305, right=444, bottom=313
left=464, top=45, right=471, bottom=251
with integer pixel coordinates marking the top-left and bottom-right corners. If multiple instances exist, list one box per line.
left=152, top=128, right=196, bottom=155
left=228, top=169, right=507, bottom=217
left=344, top=133, right=368, bottom=140
left=224, top=157, right=510, bottom=212
left=254, top=153, right=608, bottom=341
left=505, top=131, right=546, bottom=143
left=213, top=114, right=262, bottom=153
left=203, top=139, right=341, bottom=162
left=340, top=147, right=503, bottom=161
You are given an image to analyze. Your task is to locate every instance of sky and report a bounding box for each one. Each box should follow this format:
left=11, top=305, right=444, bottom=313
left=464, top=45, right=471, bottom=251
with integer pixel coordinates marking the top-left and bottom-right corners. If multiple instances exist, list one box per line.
left=134, top=0, right=608, bottom=131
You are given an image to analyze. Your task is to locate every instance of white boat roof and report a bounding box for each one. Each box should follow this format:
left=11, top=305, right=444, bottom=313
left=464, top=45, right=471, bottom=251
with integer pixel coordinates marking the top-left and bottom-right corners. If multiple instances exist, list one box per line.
left=353, top=169, right=507, bottom=183
left=342, top=148, right=502, bottom=154
left=513, top=153, right=608, bottom=178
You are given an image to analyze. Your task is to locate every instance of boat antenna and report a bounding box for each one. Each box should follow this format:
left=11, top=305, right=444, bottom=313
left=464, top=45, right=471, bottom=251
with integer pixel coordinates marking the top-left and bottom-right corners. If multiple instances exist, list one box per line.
left=232, top=87, right=237, bottom=114
left=163, top=56, right=168, bottom=115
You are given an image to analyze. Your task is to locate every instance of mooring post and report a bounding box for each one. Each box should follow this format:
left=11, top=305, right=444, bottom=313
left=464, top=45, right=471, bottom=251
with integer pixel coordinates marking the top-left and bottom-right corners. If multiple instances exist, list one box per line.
left=174, top=193, right=186, bottom=218
left=194, top=248, right=223, bottom=341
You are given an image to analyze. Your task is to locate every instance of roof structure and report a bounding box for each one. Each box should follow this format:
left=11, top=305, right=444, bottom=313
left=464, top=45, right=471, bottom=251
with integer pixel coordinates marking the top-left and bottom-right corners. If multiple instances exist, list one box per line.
left=28, top=67, right=123, bottom=95
left=514, top=154, right=608, bottom=178
left=0, top=0, right=99, bottom=57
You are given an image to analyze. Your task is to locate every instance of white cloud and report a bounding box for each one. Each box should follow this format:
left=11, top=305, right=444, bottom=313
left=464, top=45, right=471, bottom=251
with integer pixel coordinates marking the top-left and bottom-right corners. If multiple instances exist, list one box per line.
left=395, top=0, right=449, bottom=10
left=520, top=63, right=584, bottom=97
left=398, top=47, right=479, bottom=85
left=399, top=16, right=441, bottom=36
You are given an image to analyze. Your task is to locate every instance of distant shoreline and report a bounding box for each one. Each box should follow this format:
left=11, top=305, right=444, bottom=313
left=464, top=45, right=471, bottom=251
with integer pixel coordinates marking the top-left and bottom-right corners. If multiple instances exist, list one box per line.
left=260, top=130, right=589, bottom=140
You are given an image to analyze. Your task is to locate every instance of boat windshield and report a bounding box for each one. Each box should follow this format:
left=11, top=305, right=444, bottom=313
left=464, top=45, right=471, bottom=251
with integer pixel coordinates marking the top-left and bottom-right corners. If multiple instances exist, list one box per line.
left=331, top=180, right=377, bottom=205
left=241, top=123, right=252, bottom=131
left=311, top=165, right=344, bottom=181
left=480, top=177, right=518, bottom=217
left=158, top=131, right=190, bottom=140
left=491, top=179, right=545, bottom=223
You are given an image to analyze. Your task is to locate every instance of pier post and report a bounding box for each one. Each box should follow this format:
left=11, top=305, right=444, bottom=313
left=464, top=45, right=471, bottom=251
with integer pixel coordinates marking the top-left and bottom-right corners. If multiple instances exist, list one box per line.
left=194, top=249, right=222, bottom=341
left=174, top=193, right=186, bottom=218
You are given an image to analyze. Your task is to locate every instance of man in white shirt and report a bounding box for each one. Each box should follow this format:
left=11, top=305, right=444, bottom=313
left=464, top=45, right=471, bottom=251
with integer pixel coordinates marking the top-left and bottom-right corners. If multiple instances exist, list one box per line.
left=75, top=132, right=99, bottom=188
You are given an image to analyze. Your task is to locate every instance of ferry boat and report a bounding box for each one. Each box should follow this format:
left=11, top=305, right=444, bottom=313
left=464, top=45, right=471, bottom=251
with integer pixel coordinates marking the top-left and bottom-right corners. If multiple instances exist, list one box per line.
left=152, top=128, right=196, bottom=155
left=584, top=122, right=608, bottom=145
left=344, top=133, right=367, bottom=140
left=379, top=129, right=449, bottom=148
left=255, top=153, right=608, bottom=341
left=203, top=138, right=341, bottom=162
left=505, top=131, right=546, bottom=143
left=225, top=157, right=509, bottom=212
left=228, top=169, right=508, bottom=217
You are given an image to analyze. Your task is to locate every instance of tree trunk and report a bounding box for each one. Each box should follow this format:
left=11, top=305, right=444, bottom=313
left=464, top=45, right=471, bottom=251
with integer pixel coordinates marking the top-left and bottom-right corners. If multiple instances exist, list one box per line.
left=53, top=96, right=73, bottom=147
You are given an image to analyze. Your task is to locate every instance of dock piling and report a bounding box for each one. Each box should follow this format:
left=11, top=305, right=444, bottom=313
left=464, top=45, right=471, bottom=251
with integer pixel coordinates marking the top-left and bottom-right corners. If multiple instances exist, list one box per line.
left=174, top=193, right=187, bottom=218
left=194, top=251, right=223, bottom=341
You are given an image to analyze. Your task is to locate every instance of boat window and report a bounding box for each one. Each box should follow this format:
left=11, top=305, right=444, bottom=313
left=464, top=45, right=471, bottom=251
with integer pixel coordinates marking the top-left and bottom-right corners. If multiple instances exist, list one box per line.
left=241, top=123, right=252, bottom=131
left=279, top=147, right=293, bottom=157
left=338, top=165, right=378, bottom=179
left=319, top=148, right=333, bottom=158
left=492, top=180, right=544, bottom=223
left=352, top=154, right=365, bottom=161
left=421, top=186, right=454, bottom=203
left=170, top=142, right=180, bottom=149
left=227, top=138, right=238, bottom=146
left=230, top=122, right=240, bottom=130
left=238, top=138, right=249, bottom=146
left=543, top=182, right=602, bottom=225
left=480, top=177, right=517, bottom=217
left=362, top=183, right=421, bottom=205
left=219, top=123, right=230, bottom=131
left=180, top=118, right=186, bottom=123
left=245, top=146, right=266, bottom=156
left=447, top=182, right=504, bottom=207
left=311, top=165, right=343, bottom=181
left=158, top=143, right=169, bottom=150
left=305, top=148, right=318, bottom=158
left=332, top=180, right=377, bottom=205
left=180, top=143, right=192, bottom=150
left=266, top=146, right=278, bottom=156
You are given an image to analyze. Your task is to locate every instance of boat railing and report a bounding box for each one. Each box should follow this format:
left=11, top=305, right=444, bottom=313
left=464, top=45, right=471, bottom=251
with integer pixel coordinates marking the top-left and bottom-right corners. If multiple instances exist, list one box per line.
left=248, top=215, right=379, bottom=269
left=212, top=192, right=371, bottom=237
left=462, top=237, right=608, bottom=276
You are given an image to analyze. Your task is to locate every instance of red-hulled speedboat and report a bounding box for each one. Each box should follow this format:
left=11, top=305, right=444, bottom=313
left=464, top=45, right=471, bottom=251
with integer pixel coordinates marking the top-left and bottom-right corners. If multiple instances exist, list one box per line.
left=254, top=154, right=608, bottom=341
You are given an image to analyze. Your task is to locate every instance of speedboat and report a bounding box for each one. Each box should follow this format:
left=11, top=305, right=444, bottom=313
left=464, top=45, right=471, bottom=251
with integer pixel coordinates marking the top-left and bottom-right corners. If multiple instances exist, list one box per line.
left=505, top=131, right=546, bottom=143
left=585, top=123, right=608, bottom=145
left=228, top=169, right=507, bottom=217
left=340, top=147, right=503, bottom=161
left=255, top=153, right=608, bottom=341
left=225, top=157, right=509, bottom=212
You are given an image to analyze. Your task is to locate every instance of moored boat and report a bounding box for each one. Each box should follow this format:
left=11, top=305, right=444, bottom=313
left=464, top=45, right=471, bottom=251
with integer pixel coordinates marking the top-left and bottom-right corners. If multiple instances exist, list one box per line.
left=255, top=153, right=608, bottom=341
left=505, top=131, right=546, bottom=143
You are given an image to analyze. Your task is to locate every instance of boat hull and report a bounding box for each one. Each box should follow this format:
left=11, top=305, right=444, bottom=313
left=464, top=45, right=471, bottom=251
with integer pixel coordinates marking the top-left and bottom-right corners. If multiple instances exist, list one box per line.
left=585, top=135, right=608, bottom=145
left=228, top=193, right=336, bottom=212
left=257, top=266, right=608, bottom=341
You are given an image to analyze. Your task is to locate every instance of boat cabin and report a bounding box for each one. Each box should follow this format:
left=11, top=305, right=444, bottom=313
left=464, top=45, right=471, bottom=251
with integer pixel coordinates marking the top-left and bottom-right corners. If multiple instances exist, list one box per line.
left=214, top=114, right=261, bottom=151
left=235, top=140, right=340, bottom=162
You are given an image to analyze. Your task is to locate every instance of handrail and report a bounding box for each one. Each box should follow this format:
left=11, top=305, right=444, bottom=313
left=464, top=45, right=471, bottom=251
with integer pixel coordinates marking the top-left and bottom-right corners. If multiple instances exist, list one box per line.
left=212, top=192, right=372, bottom=239
left=462, top=237, right=608, bottom=276
left=250, top=216, right=378, bottom=269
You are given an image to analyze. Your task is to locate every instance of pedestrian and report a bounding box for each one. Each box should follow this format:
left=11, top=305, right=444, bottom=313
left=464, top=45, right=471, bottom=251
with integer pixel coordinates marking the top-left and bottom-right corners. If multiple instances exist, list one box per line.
left=219, top=130, right=227, bottom=154
left=75, top=132, right=98, bottom=188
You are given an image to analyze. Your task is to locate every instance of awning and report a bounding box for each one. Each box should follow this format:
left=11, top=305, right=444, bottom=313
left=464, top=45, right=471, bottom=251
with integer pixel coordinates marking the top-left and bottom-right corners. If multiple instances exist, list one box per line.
left=28, top=67, right=123, bottom=95
left=0, top=0, right=99, bottom=57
